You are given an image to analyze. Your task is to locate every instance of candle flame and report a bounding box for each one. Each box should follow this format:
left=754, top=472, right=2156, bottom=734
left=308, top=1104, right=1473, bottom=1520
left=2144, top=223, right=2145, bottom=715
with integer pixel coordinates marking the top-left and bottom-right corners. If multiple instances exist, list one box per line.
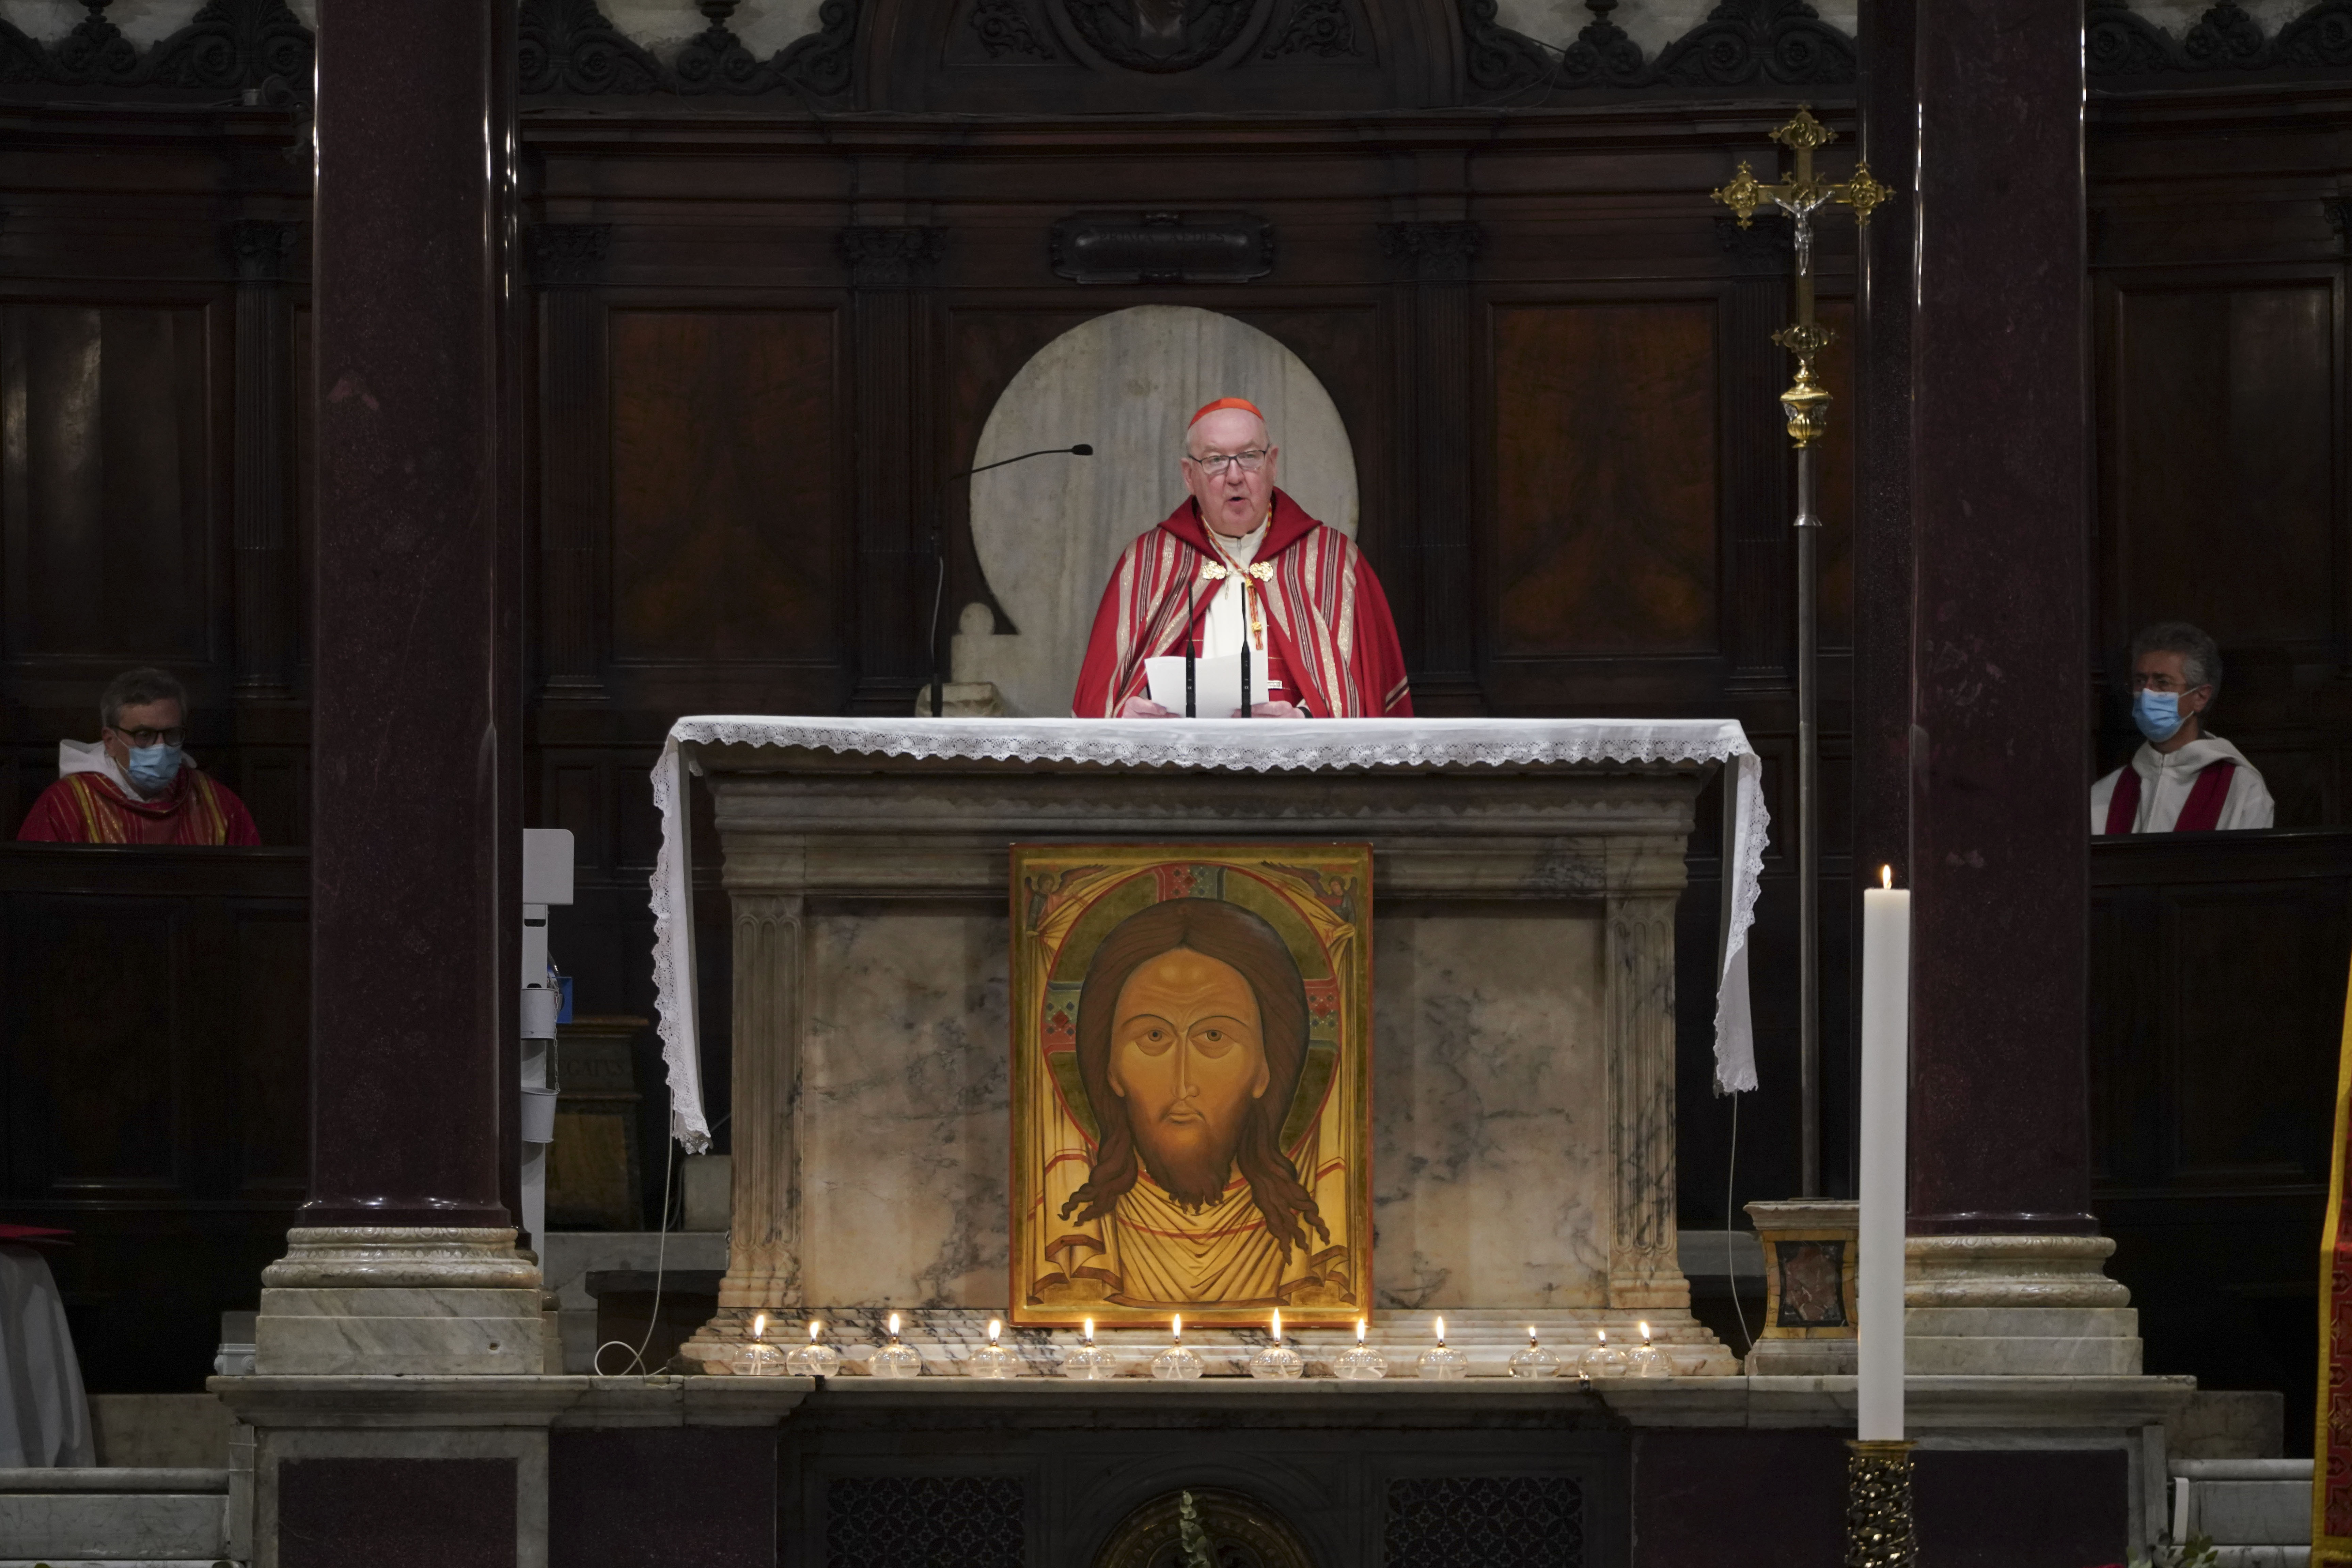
left=1640, top=1320, right=1653, bottom=1345
left=1271, top=1308, right=1283, bottom=1343
left=1597, top=1328, right=1608, bottom=1346
left=888, top=1311, right=901, bottom=1338
left=1434, top=1314, right=1446, bottom=1344
left=1083, top=1317, right=1095, bottom=1342
left=1881, top=864, right=1893, bottom=890
left=1528, top=1326, right=1539, bottom=1345
left=988, top=1318, right=1002, bottom=1342
left=1172, top=1313, right=1182, bottom=1341
left=1356, top=1317, right=1367, bottom=1344
left=809, top=1319, right=822, bottom=1342
left=752, top=1312, right=767, bottom=1341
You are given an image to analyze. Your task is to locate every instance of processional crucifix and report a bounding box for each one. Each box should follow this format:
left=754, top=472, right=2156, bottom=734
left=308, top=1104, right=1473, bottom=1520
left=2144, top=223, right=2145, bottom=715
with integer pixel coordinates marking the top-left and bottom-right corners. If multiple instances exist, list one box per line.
left=1711, top=109, right=1892, bottom=1197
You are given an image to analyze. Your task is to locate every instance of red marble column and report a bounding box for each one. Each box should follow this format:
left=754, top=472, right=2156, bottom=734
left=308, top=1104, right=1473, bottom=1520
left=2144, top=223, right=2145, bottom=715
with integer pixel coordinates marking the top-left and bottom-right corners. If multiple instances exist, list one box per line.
left=305, top=0, right=511, bottom=1230
left=1860, top=0, right=2098, bottom=1237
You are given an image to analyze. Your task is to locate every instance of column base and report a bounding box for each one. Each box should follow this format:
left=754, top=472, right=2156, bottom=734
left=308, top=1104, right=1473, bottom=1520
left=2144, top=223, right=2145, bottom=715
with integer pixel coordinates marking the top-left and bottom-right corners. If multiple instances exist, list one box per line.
left=255, top=1227, right=543, bottom=1376
left=1902, top=1235, right=2140, bottom=1376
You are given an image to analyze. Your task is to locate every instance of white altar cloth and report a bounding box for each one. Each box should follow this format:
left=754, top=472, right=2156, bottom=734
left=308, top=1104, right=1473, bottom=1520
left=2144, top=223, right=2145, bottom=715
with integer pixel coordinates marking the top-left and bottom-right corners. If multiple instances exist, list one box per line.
left=648, top=717, right=1767, bottom=1150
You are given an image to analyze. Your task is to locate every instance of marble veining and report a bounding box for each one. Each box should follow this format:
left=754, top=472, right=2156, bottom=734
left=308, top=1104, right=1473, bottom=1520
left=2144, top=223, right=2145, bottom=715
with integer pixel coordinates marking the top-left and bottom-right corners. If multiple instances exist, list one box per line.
left=799, top=914, right=1012, bottom=1308
left=1372, top=914, right=1613, bottom=1311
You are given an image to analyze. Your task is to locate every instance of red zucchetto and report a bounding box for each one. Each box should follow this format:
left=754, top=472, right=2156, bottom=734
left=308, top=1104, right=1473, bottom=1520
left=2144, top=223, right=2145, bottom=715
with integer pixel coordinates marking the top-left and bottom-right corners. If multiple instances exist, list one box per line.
left=1188, top=396, right=1264, bottom=427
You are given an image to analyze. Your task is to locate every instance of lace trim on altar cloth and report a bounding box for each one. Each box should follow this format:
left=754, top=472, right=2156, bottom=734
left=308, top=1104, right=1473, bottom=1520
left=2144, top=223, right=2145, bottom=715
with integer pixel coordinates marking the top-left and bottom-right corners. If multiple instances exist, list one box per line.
left=648, top=717, right=1770, bottom=1148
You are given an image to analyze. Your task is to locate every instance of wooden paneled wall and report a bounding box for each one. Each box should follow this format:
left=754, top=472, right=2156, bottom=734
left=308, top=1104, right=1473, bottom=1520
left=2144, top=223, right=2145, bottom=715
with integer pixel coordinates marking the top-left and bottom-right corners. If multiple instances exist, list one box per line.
left=2090, top=85, right=2352, bottom=822
left=0, top=79, right=2346, bottom=1320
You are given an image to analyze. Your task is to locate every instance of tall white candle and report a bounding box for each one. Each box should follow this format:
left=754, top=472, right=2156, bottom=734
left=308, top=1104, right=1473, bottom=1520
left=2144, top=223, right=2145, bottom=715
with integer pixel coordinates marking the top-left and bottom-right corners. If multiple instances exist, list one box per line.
left=1857, top=865, right=1912, bottom=1441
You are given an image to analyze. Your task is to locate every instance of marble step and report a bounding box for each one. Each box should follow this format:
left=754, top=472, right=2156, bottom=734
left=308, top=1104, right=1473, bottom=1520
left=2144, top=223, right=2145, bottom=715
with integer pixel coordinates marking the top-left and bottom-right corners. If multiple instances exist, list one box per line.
left=0, top=1467, right=231, bottom=1564
left=2173, top=1458, right=2312, bottom=1550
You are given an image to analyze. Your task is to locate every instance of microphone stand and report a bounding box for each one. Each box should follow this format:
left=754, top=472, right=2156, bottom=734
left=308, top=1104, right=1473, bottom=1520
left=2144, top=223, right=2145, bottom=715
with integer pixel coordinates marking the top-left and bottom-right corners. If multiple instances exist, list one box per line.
left=927, top=443, right=1093, bottom=717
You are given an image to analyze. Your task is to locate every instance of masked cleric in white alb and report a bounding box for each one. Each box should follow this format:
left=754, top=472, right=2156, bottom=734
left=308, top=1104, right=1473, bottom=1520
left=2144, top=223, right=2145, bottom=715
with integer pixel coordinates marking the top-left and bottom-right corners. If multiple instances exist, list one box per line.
left=2091, top=621, right=2275, bottom=835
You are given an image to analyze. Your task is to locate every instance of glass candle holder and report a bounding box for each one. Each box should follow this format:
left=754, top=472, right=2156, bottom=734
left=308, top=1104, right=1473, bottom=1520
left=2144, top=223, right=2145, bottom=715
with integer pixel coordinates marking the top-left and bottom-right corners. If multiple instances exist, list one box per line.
left=1416, top=1326, right=1469, bottom=1380
left=1627, top=1322, right=1669, bottom=1379
left=967, top=1319, right=1021, bottom=1379
left=1062, top=1339, right=1118, bottom=1380
left=1507, top=1328, right=1562, bottom=1380
left=729, top=1340, right=785, bottom=1378
left=1247, top=1342, right=1304, bottom=1379
left=1333, top=1319, right=1386, bottom=1380
left=1248, top=1309, right=1303, bottom=1380
left=1415, top=1345, right=1468, bottom=1379
left=785, top=1320, right=841, bottom=1378
left=869, top=1313, right=923, bottom=1379
left=1149, top=1342, right=1205, bottom=1380
left=1149, top=1315, right=1204, bottom=1380
left=1580, top=1329, right=1629, bottom=1380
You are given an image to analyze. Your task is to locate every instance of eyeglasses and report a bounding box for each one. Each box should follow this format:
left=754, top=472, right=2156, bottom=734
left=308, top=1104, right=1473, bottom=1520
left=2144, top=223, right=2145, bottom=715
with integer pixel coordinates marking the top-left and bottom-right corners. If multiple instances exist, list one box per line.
left=1185, top=449, right=1269, bottom=476
left=109, top=726, right=185, bottom=748
left=2128, top=674, right=2204, bottom=694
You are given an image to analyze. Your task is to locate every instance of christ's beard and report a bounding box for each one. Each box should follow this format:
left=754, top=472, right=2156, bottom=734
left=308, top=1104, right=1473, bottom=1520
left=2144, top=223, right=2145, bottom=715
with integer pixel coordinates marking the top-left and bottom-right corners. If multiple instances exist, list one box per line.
left=1134, top=1119, right=1243, bottom=1209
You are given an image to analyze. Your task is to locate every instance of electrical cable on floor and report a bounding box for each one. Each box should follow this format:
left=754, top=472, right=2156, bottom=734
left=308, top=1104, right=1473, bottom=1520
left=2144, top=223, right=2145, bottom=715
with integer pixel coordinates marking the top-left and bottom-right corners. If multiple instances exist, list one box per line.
left=591, top=1094, right=680, bottom=1378
left=1727, top=1089, right=1753, bottom=1357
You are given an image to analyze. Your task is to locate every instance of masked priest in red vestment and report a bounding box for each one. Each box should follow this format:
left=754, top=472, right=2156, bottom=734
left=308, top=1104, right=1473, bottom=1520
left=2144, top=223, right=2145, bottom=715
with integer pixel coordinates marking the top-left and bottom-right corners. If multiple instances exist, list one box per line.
left=1071, top=398, right=1412, bottom=719
left=17, top=667, right=260, bottom=846
left=2090, top=622, right=2273, bottom=834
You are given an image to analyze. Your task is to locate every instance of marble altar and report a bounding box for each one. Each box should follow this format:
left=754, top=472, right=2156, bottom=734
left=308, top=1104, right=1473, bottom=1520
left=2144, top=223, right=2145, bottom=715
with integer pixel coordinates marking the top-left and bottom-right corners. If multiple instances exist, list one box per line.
left=645, top=718, right=1767, bottom=1375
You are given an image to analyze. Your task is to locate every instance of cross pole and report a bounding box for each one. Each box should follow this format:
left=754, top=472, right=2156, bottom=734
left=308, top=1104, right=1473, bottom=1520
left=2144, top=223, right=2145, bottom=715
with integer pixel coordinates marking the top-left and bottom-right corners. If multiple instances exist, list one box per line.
left=1710, top=108, right=1894, bottom=1200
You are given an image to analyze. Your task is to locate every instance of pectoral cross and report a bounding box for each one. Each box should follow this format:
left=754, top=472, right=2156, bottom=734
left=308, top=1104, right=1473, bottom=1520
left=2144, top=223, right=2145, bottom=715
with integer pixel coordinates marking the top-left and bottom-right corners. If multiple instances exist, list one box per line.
left=1201, top=556, right=1274, bottom=650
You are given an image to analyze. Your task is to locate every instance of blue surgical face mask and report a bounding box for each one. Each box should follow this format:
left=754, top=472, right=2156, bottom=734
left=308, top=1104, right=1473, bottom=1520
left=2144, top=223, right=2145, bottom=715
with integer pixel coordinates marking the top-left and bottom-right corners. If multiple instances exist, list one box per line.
left=126, top=742, right=184, bottom=794
left=2133, top=689, right=2184, bottom=744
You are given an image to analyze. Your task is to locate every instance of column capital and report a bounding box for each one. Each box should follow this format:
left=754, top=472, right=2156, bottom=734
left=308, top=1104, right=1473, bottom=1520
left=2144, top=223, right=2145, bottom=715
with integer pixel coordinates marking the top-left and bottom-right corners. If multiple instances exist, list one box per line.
left=840, top=225, right=947, bottom=289
left=229, top=217, right=298, bottom=284
left=1379, top=220, right=1484, bottom=282
left=526, top=222, right=612, bottom=289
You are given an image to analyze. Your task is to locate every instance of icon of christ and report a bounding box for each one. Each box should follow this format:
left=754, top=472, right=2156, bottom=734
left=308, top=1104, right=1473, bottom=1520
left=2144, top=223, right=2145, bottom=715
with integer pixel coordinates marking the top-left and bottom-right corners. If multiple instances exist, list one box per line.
left=1013, top=848, right=1369, bottom=1326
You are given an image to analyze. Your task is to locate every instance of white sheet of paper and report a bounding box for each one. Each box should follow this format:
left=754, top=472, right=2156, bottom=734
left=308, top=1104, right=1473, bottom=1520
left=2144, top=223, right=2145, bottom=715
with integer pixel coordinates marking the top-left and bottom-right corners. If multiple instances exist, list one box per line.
left=1146, top=653, right=1248, bottom=717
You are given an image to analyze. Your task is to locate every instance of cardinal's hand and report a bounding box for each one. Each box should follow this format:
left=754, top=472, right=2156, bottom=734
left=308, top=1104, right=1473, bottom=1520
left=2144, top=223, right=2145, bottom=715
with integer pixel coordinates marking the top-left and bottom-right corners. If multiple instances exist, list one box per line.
left=1246, top=700, right=1304, bottom=718
left=1119, top=696, right=1175, bottom=718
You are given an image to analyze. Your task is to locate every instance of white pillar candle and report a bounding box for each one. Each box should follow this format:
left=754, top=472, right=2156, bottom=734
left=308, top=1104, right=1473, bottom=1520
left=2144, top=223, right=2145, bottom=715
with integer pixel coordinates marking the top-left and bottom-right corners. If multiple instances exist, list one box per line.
left=1857, top=865, right=1912, bottom=1441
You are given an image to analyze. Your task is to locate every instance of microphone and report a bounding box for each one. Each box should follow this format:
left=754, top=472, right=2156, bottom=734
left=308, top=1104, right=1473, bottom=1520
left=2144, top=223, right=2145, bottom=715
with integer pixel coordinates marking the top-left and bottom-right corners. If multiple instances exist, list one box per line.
left=928, top=443, right=1093, bottom=717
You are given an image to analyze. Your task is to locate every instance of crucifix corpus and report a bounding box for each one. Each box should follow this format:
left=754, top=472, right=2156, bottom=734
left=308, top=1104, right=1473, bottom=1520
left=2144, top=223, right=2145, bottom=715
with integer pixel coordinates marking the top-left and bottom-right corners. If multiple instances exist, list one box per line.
left=1709, top=108, right=1895, bottom=1197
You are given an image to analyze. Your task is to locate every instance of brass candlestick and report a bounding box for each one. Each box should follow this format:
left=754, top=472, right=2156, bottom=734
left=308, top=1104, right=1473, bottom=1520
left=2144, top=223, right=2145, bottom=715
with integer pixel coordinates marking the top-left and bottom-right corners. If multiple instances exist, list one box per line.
left=1708, top=108, right=1895, bottom=1198
left=1843, top=1439, right=1918, bottom=1567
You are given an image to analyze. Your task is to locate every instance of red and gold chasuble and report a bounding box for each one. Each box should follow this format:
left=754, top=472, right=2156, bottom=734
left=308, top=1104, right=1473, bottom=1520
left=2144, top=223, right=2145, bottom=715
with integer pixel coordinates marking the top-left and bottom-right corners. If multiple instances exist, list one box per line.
left=2316, top=952, right=2352, bottom=1560
left=1071, top=490, right=1413, bottom=720
left=17, top=767, right=260, bottom=846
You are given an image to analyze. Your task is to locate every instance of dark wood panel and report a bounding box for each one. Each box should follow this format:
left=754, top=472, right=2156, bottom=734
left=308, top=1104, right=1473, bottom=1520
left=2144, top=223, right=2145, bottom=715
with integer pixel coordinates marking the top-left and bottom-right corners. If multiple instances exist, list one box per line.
left=1489, top=301, right=1718, bottom=658
left=0, top=303, right=212, bottom=666
left=607, top=308, right=843, bottom=667
left=2110, top=282, right=2337, bottom=648
left=8, top=901, right=183, bottom=1191
left=0, top=847, right=308, bottom=1388
left=234, top=907, right=309, bottom=1194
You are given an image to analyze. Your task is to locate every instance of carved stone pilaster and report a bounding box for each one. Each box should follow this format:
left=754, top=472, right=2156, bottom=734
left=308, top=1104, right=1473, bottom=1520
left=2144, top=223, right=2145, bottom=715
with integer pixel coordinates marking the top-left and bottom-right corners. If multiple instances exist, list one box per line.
left=230, top=218, right=298, bottom=697
left=530, top=224, right=611, bottom=697
left=679, top=893, right=804, bottom=1369
left=1607, top=891, right=1684, bottom=1310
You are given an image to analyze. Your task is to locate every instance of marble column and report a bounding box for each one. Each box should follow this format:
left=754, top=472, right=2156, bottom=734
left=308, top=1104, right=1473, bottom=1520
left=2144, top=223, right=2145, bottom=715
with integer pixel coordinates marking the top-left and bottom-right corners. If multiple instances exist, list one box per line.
left=1856, top=0, right=2134, bottom=1375
left=254, top=0, right=538, bottom=1378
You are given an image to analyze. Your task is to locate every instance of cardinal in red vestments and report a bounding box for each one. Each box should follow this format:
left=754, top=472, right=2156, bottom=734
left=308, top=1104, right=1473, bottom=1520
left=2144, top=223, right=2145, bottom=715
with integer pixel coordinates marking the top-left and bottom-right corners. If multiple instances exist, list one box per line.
left=1072, top=398, right=1412, bottom=719
left=17, top=667, right=260, bottom=846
